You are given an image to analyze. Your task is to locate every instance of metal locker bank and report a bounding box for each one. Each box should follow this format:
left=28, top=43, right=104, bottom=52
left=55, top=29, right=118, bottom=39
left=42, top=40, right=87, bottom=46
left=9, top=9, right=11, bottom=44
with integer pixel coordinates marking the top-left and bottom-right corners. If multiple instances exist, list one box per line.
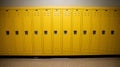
left=0, top=7, right=120, bottom=56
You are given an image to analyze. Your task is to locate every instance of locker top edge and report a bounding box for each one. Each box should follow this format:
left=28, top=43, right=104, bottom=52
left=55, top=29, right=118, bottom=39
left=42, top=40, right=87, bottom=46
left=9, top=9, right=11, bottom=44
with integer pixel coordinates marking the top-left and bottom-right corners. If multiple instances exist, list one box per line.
left=0, top=6, right=120, bottom=9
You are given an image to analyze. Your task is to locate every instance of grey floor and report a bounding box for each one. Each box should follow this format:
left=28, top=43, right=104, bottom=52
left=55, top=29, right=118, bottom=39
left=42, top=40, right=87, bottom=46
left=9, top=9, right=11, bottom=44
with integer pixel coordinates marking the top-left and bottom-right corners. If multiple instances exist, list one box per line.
left=0, top=58, right=120, bottom=67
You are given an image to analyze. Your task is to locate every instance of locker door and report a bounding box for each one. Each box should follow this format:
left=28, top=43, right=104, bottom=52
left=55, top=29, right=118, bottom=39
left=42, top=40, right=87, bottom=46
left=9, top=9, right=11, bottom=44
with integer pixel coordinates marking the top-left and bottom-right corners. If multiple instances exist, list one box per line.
left=0, top=9, right=10, bottom=55
left=22, top=9, right=33, bottom=55
left=42, top=9, right=52, bottom=55
left=115, top=9, right=120, bottom=54
left=90, top=9, right=101, bottom=55
left=32, top=9, right=43, bottom=55
left=53, top=9, right=62, bottom=55
left=105, top=9, right=113, bottom=54
left=107, top=9, right=116, bottom=54
left=110, top=9, right=120, bottom=54
left=14, top=9, right=24, bottom=55
left=99, top=9, right=111, bottom=54
left=72, top=9, right=81, bottom=55
left=81, top=9, right=91, bottom=55
left=62, top=9, right=72, bottom=55
left=3, top=9, right=16, bottom=55
left=0, top=9, right=5, bottom=55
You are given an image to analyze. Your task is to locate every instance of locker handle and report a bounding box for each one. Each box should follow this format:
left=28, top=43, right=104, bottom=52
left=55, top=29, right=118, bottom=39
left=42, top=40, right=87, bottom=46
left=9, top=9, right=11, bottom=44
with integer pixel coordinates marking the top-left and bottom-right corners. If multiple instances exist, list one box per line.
left=25, top=31, right=28, bottom=35
left=34, top=31, right=38, bottom=35
left=15, top=31, right=19, bottom=35
left=83, top=30, right=87, bottom=35
left=44, top=31, right=48, bottom=35
left=64, top=30, right=67, bottom=34
left=74, top=30, right=77, bottom=35
left=102, top=30, right=105, bottom=35
left=54, top=31, right=57, bottom=34
left=93, top=30, right=96, bottom=35
left=6, top=31, right=9, bottom=35
left=111, top=30, right=114, bottom=35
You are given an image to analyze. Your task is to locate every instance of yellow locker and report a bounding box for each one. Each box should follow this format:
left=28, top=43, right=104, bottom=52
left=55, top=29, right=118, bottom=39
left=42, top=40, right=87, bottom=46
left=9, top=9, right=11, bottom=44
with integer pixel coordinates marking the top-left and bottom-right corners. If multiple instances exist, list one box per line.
left=116, top=9, right=120, bottom=54
left=22, top=9, right=33, bottom=55
left=81, top=9, right=91, bottom=55
left=42, top=9, right=52, bottom=55
left=110, top=9, right=120, bottom=54
left=107, top=9, right=115, bottom=54
left=52, top=9, right=62, bottom=55
left=0, top=9, right=10, bottom=55
left=90, top=9, right=101, bottom=55
left=99, top=9, right=111, bottom=54
left=62, top=9, right=72, bottom=55
left=32, top=9, right=43, bottom=55
left=106, top=9, right=114, bottom=54
left=72, top=9, right=81, bottom=55
left=3, top=9, right=16, bottom=55
left=0, top=9, right=5, bottom=55
left=0, top=7, right=120, bottom=56
left=13, top=9, right=24, bottom=55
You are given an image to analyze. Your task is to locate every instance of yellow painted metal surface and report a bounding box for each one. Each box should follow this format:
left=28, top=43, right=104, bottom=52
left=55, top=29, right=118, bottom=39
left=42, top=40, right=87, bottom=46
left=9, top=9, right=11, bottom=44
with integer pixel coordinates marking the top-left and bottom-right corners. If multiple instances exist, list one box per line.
left=53, top=9, right=62, bottom=55
left=0, top=7, right=120, bottom=56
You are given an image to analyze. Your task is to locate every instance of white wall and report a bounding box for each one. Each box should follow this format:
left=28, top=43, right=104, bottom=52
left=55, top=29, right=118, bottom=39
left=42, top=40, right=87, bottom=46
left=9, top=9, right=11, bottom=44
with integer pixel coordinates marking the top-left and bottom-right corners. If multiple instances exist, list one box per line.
left=0, top=0, right=120, bottom=6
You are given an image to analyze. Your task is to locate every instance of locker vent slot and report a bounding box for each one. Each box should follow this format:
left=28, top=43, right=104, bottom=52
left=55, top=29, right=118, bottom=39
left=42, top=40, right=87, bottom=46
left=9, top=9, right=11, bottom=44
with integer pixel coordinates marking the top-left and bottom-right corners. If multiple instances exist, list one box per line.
left=6, top=10, right=8, bottom=12
left=35, top=9, right=38, bottom=11
left=96, top=10, right=98, bottom=11
left=26, top=9, right=28, bottom=11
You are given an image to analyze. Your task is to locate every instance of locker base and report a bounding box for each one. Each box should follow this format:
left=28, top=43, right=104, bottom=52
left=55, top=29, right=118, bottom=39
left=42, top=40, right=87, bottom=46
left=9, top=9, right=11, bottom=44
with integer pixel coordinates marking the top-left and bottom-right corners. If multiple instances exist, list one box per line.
left=0, top=55, right=120, bottom=58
